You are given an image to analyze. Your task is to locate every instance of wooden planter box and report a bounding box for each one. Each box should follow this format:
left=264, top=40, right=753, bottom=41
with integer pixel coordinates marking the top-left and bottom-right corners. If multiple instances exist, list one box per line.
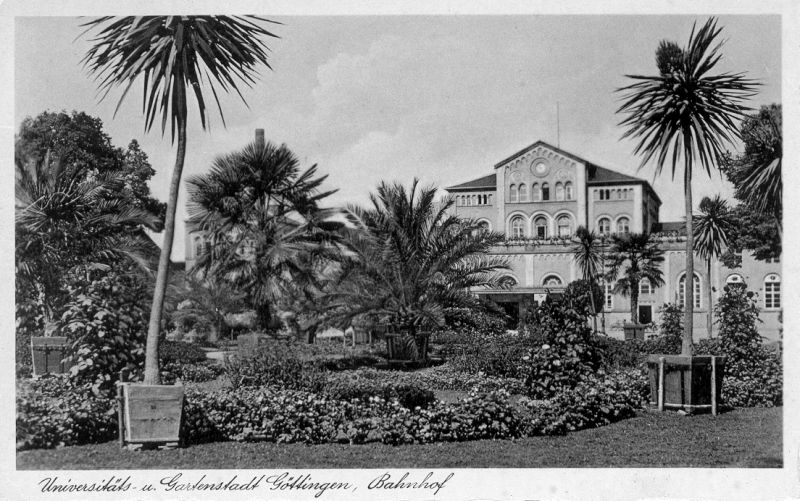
left=646, top=355, right=726, bottom=414
left=385, top=332, right=429, bottom=367
left=30, top=337, right=72, bottom=376
left=623, top=324, right=646, bottom=341
left=118, top=383, right=184, bottom=448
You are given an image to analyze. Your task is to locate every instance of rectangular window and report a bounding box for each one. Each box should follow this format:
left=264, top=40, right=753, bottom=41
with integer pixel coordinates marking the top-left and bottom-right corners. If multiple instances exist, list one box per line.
left=604, top=283, right=613, bottom=310
left=765, top=282, right=781, bottom=309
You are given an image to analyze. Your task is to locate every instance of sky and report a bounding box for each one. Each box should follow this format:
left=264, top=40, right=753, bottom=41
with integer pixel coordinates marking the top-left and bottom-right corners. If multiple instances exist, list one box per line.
left=14, top=15, right=781, bottom=261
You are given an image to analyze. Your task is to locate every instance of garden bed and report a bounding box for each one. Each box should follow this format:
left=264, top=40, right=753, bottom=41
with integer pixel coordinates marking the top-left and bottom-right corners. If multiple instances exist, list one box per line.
left=17, top=407, right=781, bottom=469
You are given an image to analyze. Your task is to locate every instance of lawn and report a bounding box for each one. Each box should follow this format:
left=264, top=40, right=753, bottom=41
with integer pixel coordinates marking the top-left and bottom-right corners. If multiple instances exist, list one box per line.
left=17, top=407, right=781, bottom=469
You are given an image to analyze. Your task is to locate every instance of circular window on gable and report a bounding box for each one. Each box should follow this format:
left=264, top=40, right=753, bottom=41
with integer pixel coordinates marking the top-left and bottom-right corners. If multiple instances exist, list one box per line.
left=530, top=159, right=550, bottom=177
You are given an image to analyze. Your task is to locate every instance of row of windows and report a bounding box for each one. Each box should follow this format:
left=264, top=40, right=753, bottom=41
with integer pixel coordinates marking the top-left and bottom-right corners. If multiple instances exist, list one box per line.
left=597, top=216, right=629, bottom=235
left=509, top=214, right=573, bottom=239
left=595, top=187, right=634, bottom=201
left=508, top=181, right=574, bottom=203
left=457, top=194, right=492, bottom=206
left=500, top=273, right=781, bottom=311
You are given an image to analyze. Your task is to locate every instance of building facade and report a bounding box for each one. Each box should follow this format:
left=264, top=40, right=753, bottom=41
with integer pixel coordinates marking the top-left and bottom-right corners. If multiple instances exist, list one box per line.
left=446, top=140, right=782, bottom=341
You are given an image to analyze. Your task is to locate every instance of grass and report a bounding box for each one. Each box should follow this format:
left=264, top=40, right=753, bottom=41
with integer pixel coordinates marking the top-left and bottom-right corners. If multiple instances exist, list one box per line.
left=17, top=407, right=781, bottom=469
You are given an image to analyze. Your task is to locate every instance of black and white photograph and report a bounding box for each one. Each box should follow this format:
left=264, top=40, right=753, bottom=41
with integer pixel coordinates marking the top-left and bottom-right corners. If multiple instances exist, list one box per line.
left=3, top=1, right=797, bottom=499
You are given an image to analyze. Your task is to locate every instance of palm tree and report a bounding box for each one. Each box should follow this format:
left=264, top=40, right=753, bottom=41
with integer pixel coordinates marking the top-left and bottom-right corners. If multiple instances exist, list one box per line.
left=320, top=180, right=508, bottom=347
left=15, top=150, right=160, bottom=327
left=736, top=104, right=782, bottom=239
left=693, top=195, right=734, bottom=338
left=571, top=226, right=604, bottom=334
left=616, top=18, right=757, bottom=356
left=605, top=232, right=666, bottom=325
left=187, top=139, right=342, bottom=330
left=81, top=16, right=277, bottom=384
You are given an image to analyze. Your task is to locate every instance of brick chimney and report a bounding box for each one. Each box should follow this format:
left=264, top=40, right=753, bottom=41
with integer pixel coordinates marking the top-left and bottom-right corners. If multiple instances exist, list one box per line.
left=255, top=128, right=265, bottom=149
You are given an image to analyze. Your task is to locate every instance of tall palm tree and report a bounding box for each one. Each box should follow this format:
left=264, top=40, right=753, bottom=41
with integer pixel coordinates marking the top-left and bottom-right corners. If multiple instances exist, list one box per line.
left=321, top=180, right=508, bottom=340
left=187, top=139, right=342, bottom=330
left=15, top=150, right=160, bottom=327
left=605, top=233, right=665, bottom=325
left=571, top=226, right=604, bottom=334
left=81, top=16, right=277, bottom=384
left=617, top=18, right=757, bottom=356
left=693, top=195, right=734, bottom=338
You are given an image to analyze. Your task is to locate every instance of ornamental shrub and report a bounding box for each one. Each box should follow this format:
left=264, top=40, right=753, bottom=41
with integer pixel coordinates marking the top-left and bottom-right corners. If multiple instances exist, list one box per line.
left=323, top=373, right=436, bottom=409
left=160, top=340, right=208, bottom=365
left=522, top=369, right=647, bottom=435
left=714, top=286, right=782, bottom=407
left=519, top=295, right=602, bottom=399
left=160, top=361, right=226, bottom=384
left=58, top=272, right=148, bottom=393
left=16, top=375, right=117, bottom=450
left=225, top=342, right=327, bottom=391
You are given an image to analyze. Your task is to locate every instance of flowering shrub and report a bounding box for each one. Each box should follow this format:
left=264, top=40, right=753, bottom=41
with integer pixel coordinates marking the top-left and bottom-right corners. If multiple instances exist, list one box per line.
left=714, top=286, right=783, bottom=407
left=182, top=386, right=524, bottom=446
left=16, top=375, right=117, bottom=450
left=522, top=369, right=648, bottom=435
left=447, top=331, right=540, bottom=378
left=519, top=296, right=602, bottom=399
left=323, top=374, right=436, bottom=409
left=330, top=365, right=526, bottom=394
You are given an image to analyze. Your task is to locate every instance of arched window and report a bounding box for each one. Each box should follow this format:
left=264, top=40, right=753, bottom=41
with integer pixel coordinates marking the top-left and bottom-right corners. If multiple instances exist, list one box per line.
left=598, top=217, right=611, bottom=236
left=678, top=273, right=701, bottom=309
left=555, top=182, right=565, bottom=201
left=532, top=183, right=541, bottom=202
left=639, top=278, right=654, bottom=295
left=541, top=182, right=550, bottom=201
left=565, top=182, right=574, bottom=200
left=498, top=275, right=518, bottom=287
left=542, top=275, right=562, bottom=287
left=518, top=184, right=528, bottom=202
left=477, top=220, right=491, bottom=233
left=616, top=217, right=630, bottom=234
left=534, top=216, right=548, bottom=239
left=509, top=184, right=518, bottom=202
left=764, top=274, right=781, bottom=310
left=726, top=274, right=745, bottom=288
left=510, top=216, right=525, bottom=238
left=556, top=215, right=572, bottom=238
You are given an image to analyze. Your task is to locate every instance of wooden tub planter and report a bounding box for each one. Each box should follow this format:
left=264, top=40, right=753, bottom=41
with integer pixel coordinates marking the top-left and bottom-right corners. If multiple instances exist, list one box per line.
left=647, top=355, right=726, bottom=415
left=118, top=383, right=184, bottom=449
left=30, top=336, right=72, bottom=376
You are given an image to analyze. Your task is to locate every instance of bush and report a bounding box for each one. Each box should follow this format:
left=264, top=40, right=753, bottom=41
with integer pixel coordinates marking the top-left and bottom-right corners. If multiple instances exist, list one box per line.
left=323, top=373, right=436, bottom=409
left=519, top=296, right=602, bottom=399
left=58, top=273, right=148, bottom=393
left=160, top=340, right=208, bottom=365
left=182, top=385, right=523, bottom=446
left=224, top=342, right=326, bottom=391
left=447, top=331, right=541, bottom=378
left=714, top=286, right=782, bottom=407
left=522, top=369, right=648, bottom=435
left=16, top=376, right=117, bottom=450
left=161, top=361, right=226, bottom=384
left=442, top=303, right=510, bottom=335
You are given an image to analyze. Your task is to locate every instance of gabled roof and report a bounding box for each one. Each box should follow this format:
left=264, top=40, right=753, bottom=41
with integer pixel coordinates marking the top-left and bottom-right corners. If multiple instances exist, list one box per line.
left=446, top=173, right=497, bottom=191
left=587, top=164, right=642, bottom=184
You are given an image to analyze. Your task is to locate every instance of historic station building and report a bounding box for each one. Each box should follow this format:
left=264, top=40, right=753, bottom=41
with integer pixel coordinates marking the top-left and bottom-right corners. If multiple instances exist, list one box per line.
left=446, top=140, right=782, bottom=341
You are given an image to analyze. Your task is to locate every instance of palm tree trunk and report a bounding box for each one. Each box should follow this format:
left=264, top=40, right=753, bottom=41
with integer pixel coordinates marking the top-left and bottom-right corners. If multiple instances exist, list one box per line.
left=588, top=282, right=598, bottom=334
left=143, top=84, right=187, bottom=385
left=706, top=257, right=713, bottom=339
left=682, top=162, right=694, bottom=356
left=630, top=285, right=639, bottom=324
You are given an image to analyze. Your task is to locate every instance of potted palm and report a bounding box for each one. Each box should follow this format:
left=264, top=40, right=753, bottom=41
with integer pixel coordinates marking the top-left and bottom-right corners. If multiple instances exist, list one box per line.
left=81, top=15, right=276, bottom=446
left=617, top=18, right=755, bottom=413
